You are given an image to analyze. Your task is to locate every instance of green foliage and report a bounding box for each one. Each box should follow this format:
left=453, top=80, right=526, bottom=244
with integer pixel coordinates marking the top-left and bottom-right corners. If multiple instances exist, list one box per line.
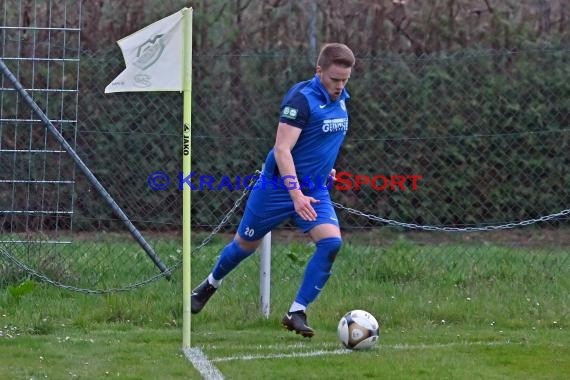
left=284, top=241, right=314, bottom=268
left=343, top=48, right=570, bottom=225
left=0, top=261, right=26, bottom=288
left=6, top=280, right=36, bottom=302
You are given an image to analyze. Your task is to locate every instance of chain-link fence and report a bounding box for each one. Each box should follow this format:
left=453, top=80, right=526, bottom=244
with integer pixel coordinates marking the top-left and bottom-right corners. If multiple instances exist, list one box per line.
left=1, top=2, right=569, bottom=292
left=81, top=46, right=570, bottom=227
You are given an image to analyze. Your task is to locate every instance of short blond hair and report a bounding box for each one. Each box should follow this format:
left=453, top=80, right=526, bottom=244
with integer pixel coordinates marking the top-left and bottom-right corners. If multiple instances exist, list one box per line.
left=316, top=43, right=355, bottom=69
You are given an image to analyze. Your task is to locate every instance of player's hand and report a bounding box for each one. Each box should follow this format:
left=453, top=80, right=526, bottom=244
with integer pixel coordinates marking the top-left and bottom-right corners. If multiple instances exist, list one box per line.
left=326, top=168, right=338, bottom=188
left=330, top=168, right=337, bottom=181
left=292, top=193, right=320, bottom=221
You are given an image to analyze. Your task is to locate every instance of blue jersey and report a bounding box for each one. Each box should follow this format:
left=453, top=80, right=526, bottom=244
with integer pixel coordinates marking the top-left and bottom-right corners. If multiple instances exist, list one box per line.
left=262, top=75, right=350, bottom=190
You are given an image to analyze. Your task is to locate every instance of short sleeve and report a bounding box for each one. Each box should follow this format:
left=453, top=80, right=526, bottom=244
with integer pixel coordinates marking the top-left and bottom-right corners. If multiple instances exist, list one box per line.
left=279, top=92, right=310, bottom=129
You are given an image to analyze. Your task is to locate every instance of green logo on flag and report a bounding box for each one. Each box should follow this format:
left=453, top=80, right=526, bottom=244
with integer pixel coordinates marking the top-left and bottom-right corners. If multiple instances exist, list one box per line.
left=134, top=34, right=166, bottom=70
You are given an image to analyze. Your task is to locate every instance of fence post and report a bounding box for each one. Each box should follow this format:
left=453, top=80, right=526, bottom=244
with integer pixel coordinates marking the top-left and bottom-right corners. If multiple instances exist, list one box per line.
left=259, top=231, right=271, bottom=318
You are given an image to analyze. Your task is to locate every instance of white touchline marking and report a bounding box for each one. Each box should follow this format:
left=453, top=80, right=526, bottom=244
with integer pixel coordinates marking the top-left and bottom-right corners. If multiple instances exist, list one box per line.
left=384, top=340, right=514, bottom=350
left=210, top=340, right=515, bottom=363
left=211, top=348, right=351, bottom=363
left=207, top=341, right=339, bottom=351
left=183, top=347, right=224, bottom=380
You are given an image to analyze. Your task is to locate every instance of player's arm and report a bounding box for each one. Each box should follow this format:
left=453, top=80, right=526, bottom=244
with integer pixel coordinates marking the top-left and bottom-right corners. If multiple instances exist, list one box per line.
left=274, top=122, right=319, bottom=221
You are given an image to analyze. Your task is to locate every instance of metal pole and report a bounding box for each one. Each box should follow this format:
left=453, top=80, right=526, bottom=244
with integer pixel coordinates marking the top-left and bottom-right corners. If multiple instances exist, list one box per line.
left=259, top=231, right=271, bottom=318
left=0, top=58, right=171, bottom=279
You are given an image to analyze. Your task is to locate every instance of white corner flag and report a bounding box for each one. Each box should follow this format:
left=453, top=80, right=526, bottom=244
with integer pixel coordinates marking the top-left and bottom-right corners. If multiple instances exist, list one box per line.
left=105, top=9, right=185, bottom=93
left=105, top=8, right=195, bottom=350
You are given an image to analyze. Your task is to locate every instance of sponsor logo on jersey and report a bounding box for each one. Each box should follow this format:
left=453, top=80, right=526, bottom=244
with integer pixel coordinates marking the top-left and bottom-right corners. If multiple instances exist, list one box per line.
left=322, top=118, right=348, bottom=133
left=281, top=106, right=298, bottom=119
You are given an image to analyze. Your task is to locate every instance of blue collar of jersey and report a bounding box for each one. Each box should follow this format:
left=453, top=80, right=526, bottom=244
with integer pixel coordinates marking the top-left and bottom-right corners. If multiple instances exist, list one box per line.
left=311, top=74, right=350, bottom=106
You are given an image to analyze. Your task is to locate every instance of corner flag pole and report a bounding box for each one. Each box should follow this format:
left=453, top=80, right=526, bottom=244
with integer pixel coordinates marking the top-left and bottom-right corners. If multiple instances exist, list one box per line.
left=182, top=7, right=193, bottom=349
left=103, top=5, right=193, bottom=349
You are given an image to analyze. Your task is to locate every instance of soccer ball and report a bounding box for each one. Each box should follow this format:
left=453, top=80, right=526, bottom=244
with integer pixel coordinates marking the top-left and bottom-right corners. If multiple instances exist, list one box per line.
left=337, top=309, right=380, bottom=350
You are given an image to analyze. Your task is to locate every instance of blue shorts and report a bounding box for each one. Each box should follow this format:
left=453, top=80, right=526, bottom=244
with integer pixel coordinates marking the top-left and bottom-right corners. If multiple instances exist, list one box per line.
left=237, top=185, right=339, bottom=241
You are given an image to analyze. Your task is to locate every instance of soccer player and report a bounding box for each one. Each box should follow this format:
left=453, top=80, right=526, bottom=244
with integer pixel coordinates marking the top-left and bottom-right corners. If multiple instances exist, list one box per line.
left=191, top=43, right=355, bottom=338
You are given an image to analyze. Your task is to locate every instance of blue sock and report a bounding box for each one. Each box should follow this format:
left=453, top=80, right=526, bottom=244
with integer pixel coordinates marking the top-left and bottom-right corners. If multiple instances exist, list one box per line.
left=294, top=237, right=342, bottom=307
left=211, top=239, right=256, bottom=280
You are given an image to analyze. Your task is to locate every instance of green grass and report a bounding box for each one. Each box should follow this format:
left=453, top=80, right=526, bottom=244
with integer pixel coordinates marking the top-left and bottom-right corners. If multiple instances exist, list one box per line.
left=1, top=236, right=569, bottom=379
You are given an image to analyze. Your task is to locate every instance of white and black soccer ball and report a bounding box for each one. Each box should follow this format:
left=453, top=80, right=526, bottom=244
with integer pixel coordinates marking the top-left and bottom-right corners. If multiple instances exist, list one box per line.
left=337, top=309, right=380, bottom=350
